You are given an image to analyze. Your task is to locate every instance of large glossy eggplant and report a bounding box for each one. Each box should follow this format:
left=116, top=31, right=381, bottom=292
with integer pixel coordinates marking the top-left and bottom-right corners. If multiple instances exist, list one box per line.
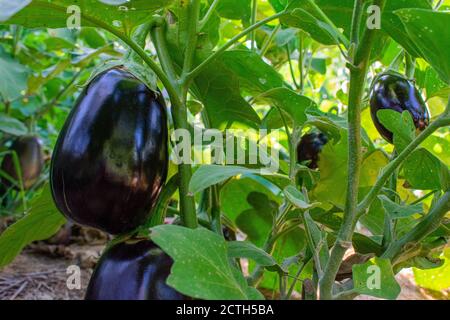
left=370, top=73, right=430, bottom=143
left=1, top=136, right=44, bottom=190
left=85, top=239, right=188, bottom=300
left=50, top=68, right=168, bottom=235
left=297, top=132, right=328, bottom=169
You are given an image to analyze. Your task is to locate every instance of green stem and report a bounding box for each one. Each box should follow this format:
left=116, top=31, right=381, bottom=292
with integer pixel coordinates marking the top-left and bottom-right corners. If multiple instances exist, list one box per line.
left=349, top=0, right=363, bottom=46
left=382, top=192, right=450, bottom=261
left=186, top=11, right=289, bottom=82
left=405, top=53, right=416, bottom=79
left=250, top=0, right=258, bottom=51
left=260, top=24, right=280, bottom=57
left=319, top=0, right=386, bottom=300
left=147, top=174, right=180, bottom=227
left=210, top=185, right=222, bottom=235
left=285, top=255, right=311, bottom=300
left=150, top=23, right=179, bottom=86
left=298, top=33, right=305, bottom=93
left=36, top=70, right=83, bottom=119
left=199, top=0, right=221, bottom=30
left=182, top=0, right=201, bottom=77
left=286, top=45, right=300, bottom=90
left=98, top=18, right=197, bottom=229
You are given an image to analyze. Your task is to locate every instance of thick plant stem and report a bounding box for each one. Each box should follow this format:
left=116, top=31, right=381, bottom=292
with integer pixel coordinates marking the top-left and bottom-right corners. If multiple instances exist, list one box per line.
left=186, top=11, right=289, bottom=82
left=382, top=192, right=450, bottom=261
left=350, top=0, right=363, bottom=46
left=182, top=0, right=201, bottom=77
left=319, top=0, right=385, bottom=300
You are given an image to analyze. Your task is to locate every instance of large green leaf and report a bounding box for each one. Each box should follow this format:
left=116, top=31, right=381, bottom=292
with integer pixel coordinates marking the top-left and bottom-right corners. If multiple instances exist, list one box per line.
left=377, top=110, right=415, bottom=152
left=221, top=50, right=284, bottom=95
left=256, top=88, right=316, bottom=128
left=213, top=0, right=251, bottom=21
left=0, top=0, right=174, bottom=33
left=221, top=177, right=281, bottom=222
left=382, top=0, right=431, bottom=58
left=0, top=53, right=29, bottom=101
left=403, top=148, right=450, bottom=191
left=193, top=58, right=261, bottom=129
left=189, top=165, right=289, bottom=195
left=396, top=9, right=450, bottom=83
left=151, top=225, right=264, bottom=300
left=227, top=241, right=278, bottom=268
left=378, top=195, right=423, bottom=220
left=0, top=185, right=66, bottom=268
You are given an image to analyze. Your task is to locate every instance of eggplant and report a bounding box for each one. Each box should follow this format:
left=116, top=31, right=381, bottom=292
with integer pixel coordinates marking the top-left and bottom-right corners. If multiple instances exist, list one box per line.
left=370, top=73, right=430, bottom=143
left=50, top=68, right=168, bottom=235
left=85, top=239, right=187, bottom=300
left=1, top=136, right=44, bottom=190
left=297, top=132, right=328, bottom=169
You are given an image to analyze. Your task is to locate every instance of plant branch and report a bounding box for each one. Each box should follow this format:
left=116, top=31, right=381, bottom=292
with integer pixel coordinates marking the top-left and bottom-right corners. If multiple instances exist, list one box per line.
left=319, top=0, right=386, bottom=300
left=357, top=115, right=450, bottom=216
left=182, top=0, right=201, bottom=77
left=349, top=0, right=363, bottom=46
left=146, top=174, right=180, bottom=227
left=150, top=22, right=179, bottom=86
left=199, top=0, right=221, bottom=30
left=186, top=11, right=290, bottom=82
left=382, top=192, right=450, bottom=261
left=260, top=24, right=280, bottom=57
left=250, top=0, right=258, bottom=51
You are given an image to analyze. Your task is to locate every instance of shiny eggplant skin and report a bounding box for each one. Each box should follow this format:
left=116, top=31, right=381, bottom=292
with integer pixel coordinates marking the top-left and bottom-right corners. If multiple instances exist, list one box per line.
left=370, top=73, right=430, bottom=143
left=50, top=68, right=168, bottom=235
left=85, top=239, right=188, bottom=300
left=1, top=136, right=44, bottom=190
left=297, top=133, right=328, bottom=169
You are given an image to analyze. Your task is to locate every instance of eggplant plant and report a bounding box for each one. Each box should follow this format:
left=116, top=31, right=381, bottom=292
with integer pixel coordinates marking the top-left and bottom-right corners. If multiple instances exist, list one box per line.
left=0, top=0, right=449, bottom=301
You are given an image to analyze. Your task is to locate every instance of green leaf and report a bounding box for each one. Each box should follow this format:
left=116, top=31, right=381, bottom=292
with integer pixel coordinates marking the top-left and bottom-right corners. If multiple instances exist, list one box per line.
left=227, top=241, right=278, bottom=268
left=403, top=148, right=449, bottom=191
left=377, top=110, right=415, bottom=152
left=284, top=185, right=320, bottom=210
left=189, top=165, right=289, bottom=195
left=304, top=116, right=342, bottom=142
left=213, top=0, right=251, bottom=21
left=352, top=233, right=383, bottom=256
left=0, top=0, right=174, bottom=33
left=382, top=0, right=431, bottom=58
left=221, top=50, right=284, bottom=95
left=256, top=88, right=316, bottom=128
left=0, top=185, right=66, bottom=268
left=378, top=195, right=423, bottom=220
left=0, top=115, right=28, bottom=136
left=0, top=53, right=29, bottom=101
left=353, top=257, right=401, bottom=300
left=283, top=0, right=350, bottom=46
left=193, top=59, right=261, bottom=129
left=396, top=9, right=450, bottom=83
left=151, top=225, right=264, bottom=300
left=221, top=177, right=281, bottom=222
